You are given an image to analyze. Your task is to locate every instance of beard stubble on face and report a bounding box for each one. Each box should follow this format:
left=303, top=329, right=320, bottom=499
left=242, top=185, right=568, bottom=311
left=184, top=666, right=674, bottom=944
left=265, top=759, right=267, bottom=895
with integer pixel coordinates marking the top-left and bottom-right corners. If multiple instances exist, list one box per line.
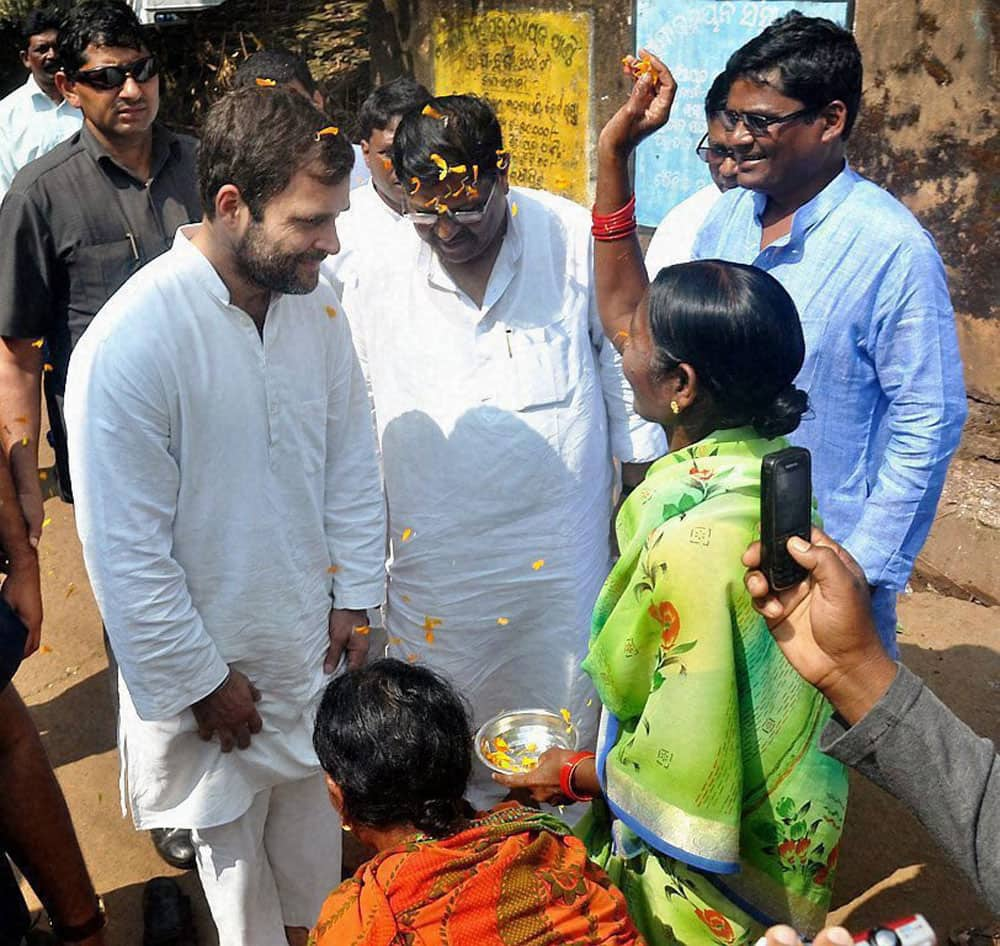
left=235, top=219, right=326, bottom=295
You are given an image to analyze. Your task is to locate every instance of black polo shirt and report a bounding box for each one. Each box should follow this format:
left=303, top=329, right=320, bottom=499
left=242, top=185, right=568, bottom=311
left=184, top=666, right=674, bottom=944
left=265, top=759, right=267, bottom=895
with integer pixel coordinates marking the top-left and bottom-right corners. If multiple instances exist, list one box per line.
left=0, top=122, right=200, bottom=491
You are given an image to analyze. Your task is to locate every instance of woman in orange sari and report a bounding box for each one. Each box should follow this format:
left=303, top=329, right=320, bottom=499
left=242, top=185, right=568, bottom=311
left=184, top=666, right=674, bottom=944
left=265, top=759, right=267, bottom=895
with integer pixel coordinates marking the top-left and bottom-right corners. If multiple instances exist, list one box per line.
left=308, top=659, right=643, bottom=946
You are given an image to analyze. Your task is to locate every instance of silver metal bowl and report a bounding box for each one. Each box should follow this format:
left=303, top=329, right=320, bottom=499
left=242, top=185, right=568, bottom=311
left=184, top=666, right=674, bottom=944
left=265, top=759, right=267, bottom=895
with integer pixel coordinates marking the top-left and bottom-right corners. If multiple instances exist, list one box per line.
left=474, top=708, right=579, bottom=774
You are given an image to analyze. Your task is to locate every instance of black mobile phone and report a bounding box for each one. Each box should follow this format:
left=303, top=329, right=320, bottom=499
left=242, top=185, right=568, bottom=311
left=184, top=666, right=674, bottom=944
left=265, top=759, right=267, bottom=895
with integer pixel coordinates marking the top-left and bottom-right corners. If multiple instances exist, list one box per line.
left=760, top=447, right=812, bottom=591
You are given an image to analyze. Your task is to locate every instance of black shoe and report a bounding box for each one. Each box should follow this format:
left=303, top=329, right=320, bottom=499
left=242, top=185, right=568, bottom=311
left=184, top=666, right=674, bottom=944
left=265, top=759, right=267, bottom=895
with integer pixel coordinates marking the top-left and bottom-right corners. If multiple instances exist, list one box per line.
left=150, top=827, right=196, bottom=870
left=143, top=876, right=196, bottom=946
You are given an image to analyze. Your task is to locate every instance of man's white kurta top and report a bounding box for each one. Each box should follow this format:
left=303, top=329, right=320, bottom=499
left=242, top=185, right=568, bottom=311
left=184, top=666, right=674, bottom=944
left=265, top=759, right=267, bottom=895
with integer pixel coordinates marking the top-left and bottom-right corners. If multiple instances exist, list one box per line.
left=65, top=226, right=386, bottom=830
left=0, top=75, right=82, bottom=198
left=343, top=187, right=667, bottom=806
left=644, top=183, right=723, bottom=277
left=322, top=180, right=402, bottom=298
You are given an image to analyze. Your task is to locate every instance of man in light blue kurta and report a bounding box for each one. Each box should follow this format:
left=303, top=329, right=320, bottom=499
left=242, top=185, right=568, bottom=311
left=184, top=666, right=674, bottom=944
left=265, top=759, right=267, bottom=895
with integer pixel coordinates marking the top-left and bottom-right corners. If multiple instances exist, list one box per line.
left=692, top=13, right=966, bottom=653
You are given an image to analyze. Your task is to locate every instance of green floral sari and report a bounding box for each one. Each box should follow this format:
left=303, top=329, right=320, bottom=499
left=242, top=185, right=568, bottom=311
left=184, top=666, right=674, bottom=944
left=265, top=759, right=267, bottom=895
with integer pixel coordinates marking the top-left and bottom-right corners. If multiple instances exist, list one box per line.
left=579, top=428, right=847, bottom=945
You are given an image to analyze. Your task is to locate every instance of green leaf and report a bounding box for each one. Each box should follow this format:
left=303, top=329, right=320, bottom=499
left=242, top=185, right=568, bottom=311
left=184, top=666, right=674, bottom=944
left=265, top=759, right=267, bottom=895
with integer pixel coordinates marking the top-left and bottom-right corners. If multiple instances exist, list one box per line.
left=652, top=670, right=665, bottom=691
left=668, top=640, right=698, bottom=656
left=790, top=820, right=808, bottom=840
left=677, top=493, right=697, bottom=513
left=662, top=504, right=679, bottom=519
left=776, top=797, right=796, bottom=820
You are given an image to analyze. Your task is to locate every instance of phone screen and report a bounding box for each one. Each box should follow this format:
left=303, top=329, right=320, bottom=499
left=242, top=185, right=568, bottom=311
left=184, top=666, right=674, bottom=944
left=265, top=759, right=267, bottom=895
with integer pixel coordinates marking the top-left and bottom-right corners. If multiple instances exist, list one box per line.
left=774, top=458, right=811, bottom=538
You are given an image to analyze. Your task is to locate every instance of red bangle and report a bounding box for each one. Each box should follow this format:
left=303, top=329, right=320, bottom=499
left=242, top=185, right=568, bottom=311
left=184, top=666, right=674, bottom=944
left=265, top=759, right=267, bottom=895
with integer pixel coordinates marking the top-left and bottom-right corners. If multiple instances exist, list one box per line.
left=592, top=195, right=636, bottom=240
left=559, top=750, right=597, bottom=802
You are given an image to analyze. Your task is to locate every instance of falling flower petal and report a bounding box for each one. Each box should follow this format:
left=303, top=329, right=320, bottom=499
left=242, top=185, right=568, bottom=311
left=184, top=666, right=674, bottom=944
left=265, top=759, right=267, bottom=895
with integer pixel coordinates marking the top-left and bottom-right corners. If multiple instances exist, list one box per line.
left=20, top=436, right=28, bottom=446
left=531, top=558, right=544, bottom=570
left=422, top=615, right=443, bottom=632
left=315, top=125, right=339, bottom=138
left=255, top=77, right=277, bottom=87
left=424, top=630, right=435, bottom=644
left=38, top=471, right=48, bottom=481
left=65, top=583, right=76, bottom=597
left=613, top=330, right=630, bottom=346
left=429, top=153, right=449, bottom=180
left=40, top=644, right=53, bottom=654
left=327, top=565, right=339, bottom=574
left=381, top=157, right=393, bottom=171
left=422, top=104, right=444, bottom=119
left=401, top=528, right=413, bottom=542
left=496, top=617, right=509, bottom=626
left=389, top=636, right=402, bottom=646
left=42, top=517, right=52, bottom=528
left=586, top=698, right=594, bottom=707
left=354, top=625, right=371, bottom=636
left=407, top=653, right=418, bottom=663
left=31, top=338, right=44, bottom=348
left=511, top=202, right=519, bottom=217
left=325, top=305, right=337, bottom=318
left=410, top=177, right=422, bottom=194
left=43, top=364, right=54, bottom=372
left=560, top=707, right=572, bottom=723
left=401, top=595, right=411, bottom=604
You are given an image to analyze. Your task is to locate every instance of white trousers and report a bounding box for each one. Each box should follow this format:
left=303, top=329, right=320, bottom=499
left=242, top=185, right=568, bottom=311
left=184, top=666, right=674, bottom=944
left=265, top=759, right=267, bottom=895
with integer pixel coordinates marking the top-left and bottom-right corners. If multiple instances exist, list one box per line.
left=191, top=773, right=341, bottom=945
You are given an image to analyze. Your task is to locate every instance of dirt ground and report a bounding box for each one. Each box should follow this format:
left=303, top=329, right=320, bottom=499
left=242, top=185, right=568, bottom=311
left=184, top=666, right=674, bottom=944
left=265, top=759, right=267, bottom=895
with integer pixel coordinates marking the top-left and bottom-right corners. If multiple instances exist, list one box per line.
left=12, top=435, right=999, bottom=944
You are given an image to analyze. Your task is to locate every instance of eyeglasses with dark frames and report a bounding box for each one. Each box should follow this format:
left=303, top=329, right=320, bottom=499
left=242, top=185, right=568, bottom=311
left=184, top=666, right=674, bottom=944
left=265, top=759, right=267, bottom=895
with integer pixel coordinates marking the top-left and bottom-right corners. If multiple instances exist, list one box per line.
left=720, top=106, right=819, bottom=137
left=694, top=132, right=737, bottom=164
left=71, top=55, right=159, bottom=91
left=405, top=177, right=501, bottom=228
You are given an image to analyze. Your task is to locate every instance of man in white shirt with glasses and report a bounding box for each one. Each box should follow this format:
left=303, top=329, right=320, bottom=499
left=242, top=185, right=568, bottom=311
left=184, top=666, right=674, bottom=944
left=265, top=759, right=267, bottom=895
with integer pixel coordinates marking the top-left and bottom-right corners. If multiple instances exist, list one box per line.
left=342, top=94, right=666, bottom=808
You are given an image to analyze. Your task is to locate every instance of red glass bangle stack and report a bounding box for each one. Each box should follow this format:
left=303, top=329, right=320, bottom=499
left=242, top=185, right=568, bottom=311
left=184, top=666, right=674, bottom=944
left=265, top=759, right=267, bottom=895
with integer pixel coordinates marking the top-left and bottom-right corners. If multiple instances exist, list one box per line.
left=591, top=195, right=637, bottom=242
left=559, top=750, right=597, bottom=802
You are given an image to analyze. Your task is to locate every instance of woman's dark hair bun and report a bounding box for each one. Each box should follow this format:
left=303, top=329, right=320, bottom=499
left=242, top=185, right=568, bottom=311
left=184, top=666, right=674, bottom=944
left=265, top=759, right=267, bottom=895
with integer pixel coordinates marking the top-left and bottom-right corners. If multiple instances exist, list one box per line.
left=415, top=798, right=463, bottom=837
left=752, top=384, right=810, bottom=439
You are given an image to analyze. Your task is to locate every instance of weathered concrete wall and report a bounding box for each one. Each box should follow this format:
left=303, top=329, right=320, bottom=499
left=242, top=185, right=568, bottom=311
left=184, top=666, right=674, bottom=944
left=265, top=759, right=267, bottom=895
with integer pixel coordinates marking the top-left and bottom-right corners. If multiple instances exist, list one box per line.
left=850, top=0, right=998, bottom=402
left=372, top=0, right=998, bottom=399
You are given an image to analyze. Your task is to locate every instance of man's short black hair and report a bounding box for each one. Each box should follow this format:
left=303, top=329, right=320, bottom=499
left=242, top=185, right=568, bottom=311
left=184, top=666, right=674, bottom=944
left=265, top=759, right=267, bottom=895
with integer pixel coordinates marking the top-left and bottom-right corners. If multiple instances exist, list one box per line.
left=313, top=659, right=472, bottom=838
left=704, top=72, right=729, bottom=118
left=393, top=94, right=503, bottom=188
left=20, top=6, right=64, bottom=51
left=199, top=86, right=354, bottom=220
left=233, top=49, right=317, bottom=96
left=357, top=76, right=431, bottom=141
left=57, top=0, right=146, bottom=75
left=725, top=10, right=862, bottom=139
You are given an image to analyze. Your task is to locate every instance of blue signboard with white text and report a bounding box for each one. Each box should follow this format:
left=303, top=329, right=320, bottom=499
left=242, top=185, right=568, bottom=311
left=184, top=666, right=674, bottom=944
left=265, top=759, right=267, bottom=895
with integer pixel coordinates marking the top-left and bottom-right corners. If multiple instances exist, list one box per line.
left=635, top=0, right=850, bottom=227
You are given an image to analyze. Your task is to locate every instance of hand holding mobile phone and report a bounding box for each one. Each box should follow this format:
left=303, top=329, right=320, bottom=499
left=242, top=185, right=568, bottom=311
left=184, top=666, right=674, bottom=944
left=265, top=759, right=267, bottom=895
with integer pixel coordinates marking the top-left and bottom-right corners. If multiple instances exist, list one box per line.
left=760, top=447, right=812, bottom=591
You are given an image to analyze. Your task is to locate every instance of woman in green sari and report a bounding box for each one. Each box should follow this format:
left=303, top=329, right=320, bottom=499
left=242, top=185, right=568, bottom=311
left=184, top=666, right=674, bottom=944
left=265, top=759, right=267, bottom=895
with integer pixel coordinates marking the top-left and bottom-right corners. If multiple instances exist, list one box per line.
left=497, top=55, right=848, bottom=946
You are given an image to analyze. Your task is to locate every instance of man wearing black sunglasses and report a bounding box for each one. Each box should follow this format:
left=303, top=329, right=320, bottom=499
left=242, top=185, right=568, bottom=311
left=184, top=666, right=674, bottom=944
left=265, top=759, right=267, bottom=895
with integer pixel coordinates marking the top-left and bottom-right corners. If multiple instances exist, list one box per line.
left=0, top=0, right=201, bottom=881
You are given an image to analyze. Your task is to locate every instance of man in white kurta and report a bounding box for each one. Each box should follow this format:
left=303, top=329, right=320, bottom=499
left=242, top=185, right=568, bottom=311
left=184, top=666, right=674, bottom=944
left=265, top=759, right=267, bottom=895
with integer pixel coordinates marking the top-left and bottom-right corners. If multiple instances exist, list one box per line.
left=65, top=87, right=385, bottom=944
left=343, top=95, right=666, bottom=808
left=323, top=76, right=430, bottom=296
left=0, top=10, right=82, bottom=198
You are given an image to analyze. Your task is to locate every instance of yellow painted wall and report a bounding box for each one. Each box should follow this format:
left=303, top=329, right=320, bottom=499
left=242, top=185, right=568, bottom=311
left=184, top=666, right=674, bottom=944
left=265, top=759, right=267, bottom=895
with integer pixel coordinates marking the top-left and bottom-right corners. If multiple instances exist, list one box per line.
left=434, top=10, right=592, bottom=204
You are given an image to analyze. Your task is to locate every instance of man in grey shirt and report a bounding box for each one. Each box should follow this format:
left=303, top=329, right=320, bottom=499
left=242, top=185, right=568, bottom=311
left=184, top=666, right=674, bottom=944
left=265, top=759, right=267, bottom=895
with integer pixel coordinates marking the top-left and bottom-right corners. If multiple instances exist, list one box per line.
left=743, top=530, right=998, bottom=913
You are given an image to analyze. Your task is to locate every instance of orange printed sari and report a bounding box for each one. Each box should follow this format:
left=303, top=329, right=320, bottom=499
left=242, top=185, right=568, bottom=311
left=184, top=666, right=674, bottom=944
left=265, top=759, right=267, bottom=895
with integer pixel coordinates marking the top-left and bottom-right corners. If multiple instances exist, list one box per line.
left=308, top=803, right=643, bottom=946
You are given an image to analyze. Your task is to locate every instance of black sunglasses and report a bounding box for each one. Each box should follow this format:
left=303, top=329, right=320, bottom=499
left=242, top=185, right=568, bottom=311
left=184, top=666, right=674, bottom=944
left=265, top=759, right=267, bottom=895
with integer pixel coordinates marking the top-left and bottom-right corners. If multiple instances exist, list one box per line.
left=720, top=106, right=818, bottom=137
left=71, top=55, right=159, bottom=90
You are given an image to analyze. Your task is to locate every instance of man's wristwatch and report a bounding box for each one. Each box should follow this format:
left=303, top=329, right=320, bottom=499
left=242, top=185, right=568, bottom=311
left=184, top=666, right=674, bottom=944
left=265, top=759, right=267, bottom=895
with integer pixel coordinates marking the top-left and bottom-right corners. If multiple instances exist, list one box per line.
left=50, top=895, right=107, bottom=942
